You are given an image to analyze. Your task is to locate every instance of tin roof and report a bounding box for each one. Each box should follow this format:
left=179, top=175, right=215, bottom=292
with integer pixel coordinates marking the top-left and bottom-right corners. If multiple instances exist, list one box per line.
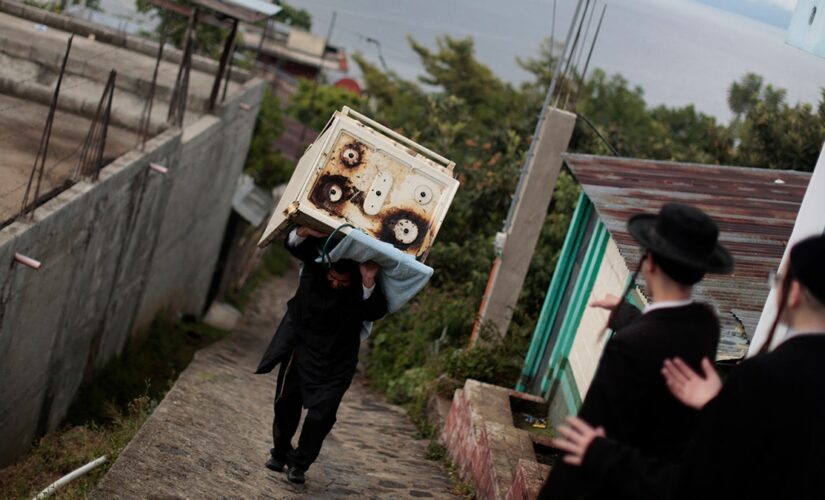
left=232, top=175, right=274, bottom=227
left=190, top=0, right=280, bottom=22
left=564, top=154, right=811, bottom=361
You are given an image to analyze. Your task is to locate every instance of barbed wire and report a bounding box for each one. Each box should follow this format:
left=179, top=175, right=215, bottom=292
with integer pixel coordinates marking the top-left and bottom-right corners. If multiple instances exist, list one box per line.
left=0, top=138, right=86, bottom=199
left=0, top=37, right=182, bottom=207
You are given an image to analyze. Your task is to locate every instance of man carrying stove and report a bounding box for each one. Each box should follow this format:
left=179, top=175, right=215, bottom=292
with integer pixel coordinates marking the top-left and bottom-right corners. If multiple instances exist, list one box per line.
left=255, top=225, right=387, bottom=485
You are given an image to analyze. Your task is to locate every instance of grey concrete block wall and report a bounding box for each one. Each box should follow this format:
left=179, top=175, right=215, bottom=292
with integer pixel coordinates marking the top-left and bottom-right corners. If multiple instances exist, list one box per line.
left=135, top=79, right=264, bottom=326
left=0, top=78, right=265, bottom=467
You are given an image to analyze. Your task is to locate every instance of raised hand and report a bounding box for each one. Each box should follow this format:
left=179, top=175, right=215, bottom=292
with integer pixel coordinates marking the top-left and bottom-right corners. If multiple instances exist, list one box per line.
left=551, top=416, right=607, bottom=466
left=589, top=294, right=622, bottom=311
left=662, top=357, right=721, bottom=410
left=296, top=226, right=330, bottom=239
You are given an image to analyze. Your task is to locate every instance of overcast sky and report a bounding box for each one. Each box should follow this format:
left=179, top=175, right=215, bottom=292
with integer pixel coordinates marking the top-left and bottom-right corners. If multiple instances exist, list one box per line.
left=698, top=0, right=798, bottom=27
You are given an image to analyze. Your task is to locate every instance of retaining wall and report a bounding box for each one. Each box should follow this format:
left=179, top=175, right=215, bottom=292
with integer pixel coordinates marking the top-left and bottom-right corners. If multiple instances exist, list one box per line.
left=0, top=77, right=264, bottom=467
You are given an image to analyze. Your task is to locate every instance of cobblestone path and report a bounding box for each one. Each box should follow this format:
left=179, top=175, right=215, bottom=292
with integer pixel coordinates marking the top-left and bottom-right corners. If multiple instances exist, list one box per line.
left=93, top=271, right=457, bottom=499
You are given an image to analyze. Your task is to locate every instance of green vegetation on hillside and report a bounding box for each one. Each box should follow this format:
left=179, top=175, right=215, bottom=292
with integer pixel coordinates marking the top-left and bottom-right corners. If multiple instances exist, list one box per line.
left=285, top=34, right=824, bottom=428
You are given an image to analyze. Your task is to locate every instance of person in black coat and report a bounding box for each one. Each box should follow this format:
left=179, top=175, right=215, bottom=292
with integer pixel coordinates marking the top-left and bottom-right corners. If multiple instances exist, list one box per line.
left=551, top=234, right=825, bottom=500
left=255, top=225, right=388, bottom=485
left=540, top=203, right=734, bottom=500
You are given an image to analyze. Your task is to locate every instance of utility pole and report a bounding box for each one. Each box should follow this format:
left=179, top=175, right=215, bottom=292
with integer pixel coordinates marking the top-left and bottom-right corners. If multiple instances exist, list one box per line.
left=470, top=0, right=588, bottom=342
left=470, top=107, right=576, bottom=342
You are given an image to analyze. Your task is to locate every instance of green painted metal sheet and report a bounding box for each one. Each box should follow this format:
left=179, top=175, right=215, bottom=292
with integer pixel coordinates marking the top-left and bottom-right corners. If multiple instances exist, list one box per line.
left=540, top=219, right=609, bottom=401
left=517, top=192, right=592, bottom=392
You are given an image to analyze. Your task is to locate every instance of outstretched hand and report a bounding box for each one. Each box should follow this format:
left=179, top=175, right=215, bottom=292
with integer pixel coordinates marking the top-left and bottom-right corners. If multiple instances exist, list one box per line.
left=589, top=294, right=622, bottom=311
left=551, top=416, right=606, bottom=466
left=662, top=357, right=721, bottom=410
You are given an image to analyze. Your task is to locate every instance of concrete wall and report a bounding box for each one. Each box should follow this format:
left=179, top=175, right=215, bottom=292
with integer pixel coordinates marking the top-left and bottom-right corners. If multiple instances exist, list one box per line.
left=136, top=81, right=264, bottom=326
left=0, top=77, right=264, bottom=467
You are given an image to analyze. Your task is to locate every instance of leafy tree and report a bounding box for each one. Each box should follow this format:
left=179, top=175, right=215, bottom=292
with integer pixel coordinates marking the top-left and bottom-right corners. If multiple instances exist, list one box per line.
left=244, top=88, right=293, bottom=189
left=135, top=0, right=227, bottom=58
left=649, top=105, right=734, bottom=164
left=276, top=2, right=312, bottom=31
left=728, top=73, right=767, bottom=117
left=286, top=79, right=364, bottom=131
left=728, top=72, right=822, bottom=171
left=408, top=36, right=537, bottom=139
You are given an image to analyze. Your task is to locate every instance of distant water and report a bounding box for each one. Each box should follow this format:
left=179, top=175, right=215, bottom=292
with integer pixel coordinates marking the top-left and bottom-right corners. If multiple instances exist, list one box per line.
left=289, top=0, right=825, bottom=122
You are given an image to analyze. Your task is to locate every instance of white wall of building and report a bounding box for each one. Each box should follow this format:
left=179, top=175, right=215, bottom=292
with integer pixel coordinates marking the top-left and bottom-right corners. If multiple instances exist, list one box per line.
left=568, top=237, right=646, bottom=397
left=749, top=144, right=825, bottom=355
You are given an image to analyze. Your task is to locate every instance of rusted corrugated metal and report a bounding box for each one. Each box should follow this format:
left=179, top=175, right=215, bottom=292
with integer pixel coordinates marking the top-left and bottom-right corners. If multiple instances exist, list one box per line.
left=564, top=154, right=811, bottom=361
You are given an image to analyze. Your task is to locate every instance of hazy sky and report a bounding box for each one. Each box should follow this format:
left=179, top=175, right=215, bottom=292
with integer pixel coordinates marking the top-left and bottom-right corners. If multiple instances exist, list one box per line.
left=697, top=0, right=797, bottom=27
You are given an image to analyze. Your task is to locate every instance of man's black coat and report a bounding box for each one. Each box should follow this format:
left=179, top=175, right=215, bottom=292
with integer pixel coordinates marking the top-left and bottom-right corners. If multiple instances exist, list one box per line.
left=540, top=301, right=720, bottom=500
left=255, top=235, right=387, bottom=408
left=581, top=334, right=825, bottom=500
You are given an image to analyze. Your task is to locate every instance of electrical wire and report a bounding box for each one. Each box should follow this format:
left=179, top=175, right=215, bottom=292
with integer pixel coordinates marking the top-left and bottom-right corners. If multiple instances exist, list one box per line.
left=575, top=112, right=620, bottom=156
left=320, top=223, right=357, bottom=269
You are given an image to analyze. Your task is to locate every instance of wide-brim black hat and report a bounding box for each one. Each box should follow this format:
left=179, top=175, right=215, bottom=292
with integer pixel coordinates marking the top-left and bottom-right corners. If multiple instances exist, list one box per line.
left=628, top=203, right=734, bottom=274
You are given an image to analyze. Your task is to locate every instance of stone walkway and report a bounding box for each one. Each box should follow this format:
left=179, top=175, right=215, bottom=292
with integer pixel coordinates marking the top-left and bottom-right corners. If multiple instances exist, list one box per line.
left=93, top=270, right=457, bottom=499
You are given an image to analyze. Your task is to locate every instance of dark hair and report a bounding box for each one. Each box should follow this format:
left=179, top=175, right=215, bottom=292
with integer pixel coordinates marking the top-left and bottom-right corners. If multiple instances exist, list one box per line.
left=758, top=267, right=796, bottom=354
left=651, top=253, right=705, bottom=286
left=331, top=259, right=358, bottom=275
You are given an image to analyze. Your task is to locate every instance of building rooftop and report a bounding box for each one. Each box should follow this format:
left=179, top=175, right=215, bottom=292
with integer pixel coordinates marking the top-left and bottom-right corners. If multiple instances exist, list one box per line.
left=564, top=154, right=811, bottom=361
left=239, top=23, right=347, bottom=73
left=0, top=3, right=249, bottom=224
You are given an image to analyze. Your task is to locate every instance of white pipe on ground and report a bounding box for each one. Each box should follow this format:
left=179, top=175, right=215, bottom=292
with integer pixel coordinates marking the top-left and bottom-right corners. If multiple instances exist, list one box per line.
left=33, top=455, right=107, bottom=499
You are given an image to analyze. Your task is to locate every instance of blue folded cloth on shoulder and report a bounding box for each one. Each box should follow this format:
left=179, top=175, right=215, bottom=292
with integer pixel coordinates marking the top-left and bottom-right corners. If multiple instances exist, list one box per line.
left=316, top=229, right=434, bottom=339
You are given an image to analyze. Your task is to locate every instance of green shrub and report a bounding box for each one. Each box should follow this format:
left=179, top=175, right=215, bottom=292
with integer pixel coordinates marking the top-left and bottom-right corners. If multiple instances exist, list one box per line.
left=244, top=87, right=294, bottom=190
left=386, top=366, right=432, bottom=406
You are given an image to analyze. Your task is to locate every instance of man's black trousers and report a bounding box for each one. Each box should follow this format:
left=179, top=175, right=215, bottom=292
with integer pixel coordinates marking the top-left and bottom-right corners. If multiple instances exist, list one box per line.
left=270, top=358, right=346, bottom=471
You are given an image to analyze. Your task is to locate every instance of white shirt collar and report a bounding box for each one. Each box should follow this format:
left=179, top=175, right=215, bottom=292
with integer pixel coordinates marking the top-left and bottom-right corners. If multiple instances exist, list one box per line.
left=782, top=329, right=825, bottom=342
left=643, top=299, right=694, bottom=314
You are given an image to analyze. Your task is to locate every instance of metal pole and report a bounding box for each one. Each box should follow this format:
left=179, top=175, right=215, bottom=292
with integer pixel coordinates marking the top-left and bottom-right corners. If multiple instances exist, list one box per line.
left=502, top=0, right=584, bottom=231
left=92, top=70, right=116, bottom=181
left=564, top=0, right=598, bottom=109
left=20, top=35, right=73, bottom=220
left=255, top=19, right=269, bottom=62
left=555, top=0, right=592, bottom=108
left=548, top=0, right=557, bottom=73
left=168, top=8, right=197, bottom=125
left=572, top=4, right=607, bottom=109
left=366, top=37, right=388, bottom=71
left=221, top=31, right=237, bottom=103
left=209, top=18, right=238, bottom=111
left=139, top=32, right=166, bottom=149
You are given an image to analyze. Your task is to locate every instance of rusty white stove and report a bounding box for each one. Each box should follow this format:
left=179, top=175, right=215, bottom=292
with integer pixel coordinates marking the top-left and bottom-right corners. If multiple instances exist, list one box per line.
left=258, top=107, right=460, bottom=261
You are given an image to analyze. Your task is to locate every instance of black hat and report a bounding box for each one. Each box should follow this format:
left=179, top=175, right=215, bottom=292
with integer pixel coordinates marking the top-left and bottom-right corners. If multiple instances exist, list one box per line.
left=790, top=234, right=825, bottom=304
left=628, top=203, right=734, bottom=274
